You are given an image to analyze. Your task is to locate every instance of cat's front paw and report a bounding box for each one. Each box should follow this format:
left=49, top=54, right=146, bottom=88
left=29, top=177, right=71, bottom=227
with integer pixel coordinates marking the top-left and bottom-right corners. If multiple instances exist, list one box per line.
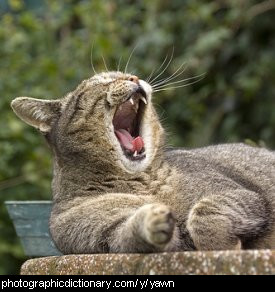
left=142, top=204, right=176, bottom=248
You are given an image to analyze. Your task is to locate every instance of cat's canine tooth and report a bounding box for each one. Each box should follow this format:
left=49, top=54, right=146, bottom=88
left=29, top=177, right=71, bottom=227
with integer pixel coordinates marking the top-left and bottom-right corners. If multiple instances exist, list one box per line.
left=129, top=98, right=134, bottom=105
left=133, top=151, right=138, bottom=157
left=141, top=97, right=147, bottom=105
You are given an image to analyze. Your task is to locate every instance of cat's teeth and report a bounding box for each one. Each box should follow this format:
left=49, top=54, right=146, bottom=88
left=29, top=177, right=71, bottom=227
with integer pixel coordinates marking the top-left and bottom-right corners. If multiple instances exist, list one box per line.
left=140, top=97, right=147, bottom=105
left=133, top=151, right=138, bottom=157
left=129, top=98, right=134, bottom=105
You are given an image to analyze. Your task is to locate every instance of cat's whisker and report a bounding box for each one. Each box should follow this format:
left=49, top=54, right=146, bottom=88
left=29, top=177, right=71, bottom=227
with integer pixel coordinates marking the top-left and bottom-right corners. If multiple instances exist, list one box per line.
left=146, top=53, right=169, bottom=83
left=151, top=62, right=188, bottom=88
left=151, top=68, right=184, bottom=88
left=149, top=47, right=174, bottom=84
left=153, top=73, right=206, bottom=90
left=153, top=75, right=205, bottom=92
left=124, top=44, right=138, bottom=74
left=90, top=42, right=97, bottom=75
left=101, top=54, right=109, bottom=72
left=117, top=56, right=123, bottom=72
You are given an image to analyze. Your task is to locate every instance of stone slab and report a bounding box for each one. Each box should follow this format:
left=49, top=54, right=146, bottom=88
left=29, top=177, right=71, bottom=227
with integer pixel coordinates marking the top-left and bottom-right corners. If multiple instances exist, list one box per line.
left=21, top=250, right=275, bottom=275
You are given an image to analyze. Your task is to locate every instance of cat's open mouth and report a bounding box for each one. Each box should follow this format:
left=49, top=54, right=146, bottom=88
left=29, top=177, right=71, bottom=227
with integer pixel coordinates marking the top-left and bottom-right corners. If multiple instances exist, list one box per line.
left=113, top=87, right=147, bottom=161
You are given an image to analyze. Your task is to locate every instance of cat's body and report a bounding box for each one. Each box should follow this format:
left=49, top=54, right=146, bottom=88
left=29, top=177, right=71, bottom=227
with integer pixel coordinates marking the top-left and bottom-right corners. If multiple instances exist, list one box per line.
left=11, top=71, right=275, bottom=253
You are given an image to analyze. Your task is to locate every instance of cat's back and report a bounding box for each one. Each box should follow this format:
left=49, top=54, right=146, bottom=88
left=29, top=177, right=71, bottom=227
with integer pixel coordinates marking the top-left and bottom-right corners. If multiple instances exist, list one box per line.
left=165, top=143, right=275, bottom=195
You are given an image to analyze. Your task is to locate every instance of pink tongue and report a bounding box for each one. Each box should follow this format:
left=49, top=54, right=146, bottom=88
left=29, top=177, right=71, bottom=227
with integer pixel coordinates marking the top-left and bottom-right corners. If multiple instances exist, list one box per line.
left=115, top=129, right=144, bottom=153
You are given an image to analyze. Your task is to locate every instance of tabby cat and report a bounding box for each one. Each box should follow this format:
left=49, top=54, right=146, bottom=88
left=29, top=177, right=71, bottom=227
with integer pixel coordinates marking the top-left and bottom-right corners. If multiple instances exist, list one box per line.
left=11, top=71, right=275, bottom=253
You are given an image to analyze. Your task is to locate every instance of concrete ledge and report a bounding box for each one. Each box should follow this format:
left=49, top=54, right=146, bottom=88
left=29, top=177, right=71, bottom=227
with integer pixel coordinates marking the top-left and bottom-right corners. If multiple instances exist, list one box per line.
left=21, top=250, right=275, bottom=275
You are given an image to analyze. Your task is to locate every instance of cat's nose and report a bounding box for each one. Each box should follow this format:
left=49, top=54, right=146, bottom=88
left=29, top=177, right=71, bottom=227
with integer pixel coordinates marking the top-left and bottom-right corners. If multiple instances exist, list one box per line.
left=128, top=75, right=139, bottom=84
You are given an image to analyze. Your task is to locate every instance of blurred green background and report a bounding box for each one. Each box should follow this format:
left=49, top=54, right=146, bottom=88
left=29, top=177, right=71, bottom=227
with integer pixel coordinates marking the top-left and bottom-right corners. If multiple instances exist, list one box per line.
left=1, top=0, right=275, bottom=274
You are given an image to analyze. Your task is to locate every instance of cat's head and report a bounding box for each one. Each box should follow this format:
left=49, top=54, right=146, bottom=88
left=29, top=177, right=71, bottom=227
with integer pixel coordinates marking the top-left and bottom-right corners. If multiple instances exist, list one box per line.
left=11, top=72, right=164, bottom=173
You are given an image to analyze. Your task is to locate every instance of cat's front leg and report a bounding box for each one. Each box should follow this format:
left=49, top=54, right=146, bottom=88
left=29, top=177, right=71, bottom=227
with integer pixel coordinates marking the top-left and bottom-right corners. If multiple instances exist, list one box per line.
left=50, top=193, right=180, bottom=254
left=186, top=190, right=268, bottom=250
left=110, top=203, right=180, bottom=252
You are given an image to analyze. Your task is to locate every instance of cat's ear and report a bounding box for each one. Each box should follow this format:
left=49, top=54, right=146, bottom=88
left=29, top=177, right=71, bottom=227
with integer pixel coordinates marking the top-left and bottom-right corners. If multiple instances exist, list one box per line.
left=11, top=97, right=61, bottom=132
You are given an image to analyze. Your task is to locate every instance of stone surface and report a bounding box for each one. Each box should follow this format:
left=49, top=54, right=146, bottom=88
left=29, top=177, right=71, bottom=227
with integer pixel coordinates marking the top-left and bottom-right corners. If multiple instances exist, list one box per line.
left=21, top=250, right=275, bottom=275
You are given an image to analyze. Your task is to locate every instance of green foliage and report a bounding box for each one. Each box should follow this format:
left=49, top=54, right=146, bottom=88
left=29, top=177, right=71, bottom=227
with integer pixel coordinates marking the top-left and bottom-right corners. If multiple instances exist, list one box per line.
left=0, top=0, right=275, bottom=274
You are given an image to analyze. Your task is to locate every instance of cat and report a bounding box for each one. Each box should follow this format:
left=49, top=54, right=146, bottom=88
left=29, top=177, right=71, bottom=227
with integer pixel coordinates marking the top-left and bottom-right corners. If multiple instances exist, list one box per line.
left=11, top=71, right=275, bottom=253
